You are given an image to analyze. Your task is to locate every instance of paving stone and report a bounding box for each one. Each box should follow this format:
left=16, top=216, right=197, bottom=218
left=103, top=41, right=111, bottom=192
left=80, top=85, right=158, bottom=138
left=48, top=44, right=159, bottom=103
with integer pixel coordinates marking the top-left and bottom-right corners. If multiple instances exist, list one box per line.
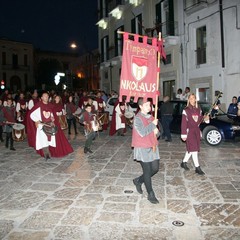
left=53, top=226, right=86, bottom=240
left=38, top=199, right=73, bottom=211
left=0, top=132, right=240, bottom=238
left=194, top=203, right=240, bottom=227
left=52, top=188, right=82, bottom=199
left=0, top=220, right=14, bottom=239
left=102, top=202, right=136, bottom=212
left=20, top=211, right=64, bottom=229
left=167, top=200, right=193, bottom=213
left=7, top=231, right=50, bottom=240
left=202, top=228, right=240, bottom=240
left=30, top=183, right=61, bottom=191
left=0, top=191, right=47, bottom=210
left=188, top=181, right=222, bottom=203
left=75, top=194, right=104, bottom=207
left=61, top=208, right=97, bottom=225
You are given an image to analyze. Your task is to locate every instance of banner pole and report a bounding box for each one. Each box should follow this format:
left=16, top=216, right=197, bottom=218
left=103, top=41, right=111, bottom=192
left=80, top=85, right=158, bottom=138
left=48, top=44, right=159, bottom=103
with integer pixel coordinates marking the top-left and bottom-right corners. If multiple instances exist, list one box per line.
left=154, top=32, right=161, bottom=119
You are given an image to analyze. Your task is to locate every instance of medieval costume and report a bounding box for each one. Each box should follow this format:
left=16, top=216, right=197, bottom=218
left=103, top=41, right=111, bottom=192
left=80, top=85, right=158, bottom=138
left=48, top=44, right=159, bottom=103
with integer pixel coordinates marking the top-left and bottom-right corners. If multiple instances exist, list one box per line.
left=132, top=99, right=160, bottom=204
left=109, top=101, right=127, bottom=136
left=79, top=104, right=96, bottom=154
left=27, top=95, right=73, bottom=160
left=2, top=98, right=16, bottom=150
left=181, top=93, right=209, bottom=175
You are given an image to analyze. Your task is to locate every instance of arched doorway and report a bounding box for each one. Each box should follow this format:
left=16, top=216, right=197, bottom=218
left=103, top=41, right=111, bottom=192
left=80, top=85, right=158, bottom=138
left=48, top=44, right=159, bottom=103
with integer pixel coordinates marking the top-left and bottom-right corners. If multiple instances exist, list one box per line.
left=10, top=76, right=21, bottom=92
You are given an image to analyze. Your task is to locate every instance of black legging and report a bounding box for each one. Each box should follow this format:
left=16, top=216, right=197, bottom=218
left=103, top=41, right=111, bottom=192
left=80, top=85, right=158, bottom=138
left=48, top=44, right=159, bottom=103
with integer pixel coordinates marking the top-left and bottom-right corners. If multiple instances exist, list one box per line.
left=139, top=160, right=159, bottom=194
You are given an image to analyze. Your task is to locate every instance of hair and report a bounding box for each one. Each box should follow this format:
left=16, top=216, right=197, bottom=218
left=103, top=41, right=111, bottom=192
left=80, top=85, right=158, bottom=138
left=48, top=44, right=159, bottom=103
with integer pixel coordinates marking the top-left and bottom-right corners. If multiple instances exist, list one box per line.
left=233, top=96, right=237, bottom=99
left=187, top=93, right=198, bottom=108
left=85, top=104, right=92, bottom=109
left=137, top=97, right=151, bottom=107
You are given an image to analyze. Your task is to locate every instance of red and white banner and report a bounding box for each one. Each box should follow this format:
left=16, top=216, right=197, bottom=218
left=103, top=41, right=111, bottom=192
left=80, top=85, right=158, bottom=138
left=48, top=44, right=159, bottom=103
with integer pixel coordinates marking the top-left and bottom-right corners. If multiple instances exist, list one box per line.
left=119, top=32, right=159, bottom=104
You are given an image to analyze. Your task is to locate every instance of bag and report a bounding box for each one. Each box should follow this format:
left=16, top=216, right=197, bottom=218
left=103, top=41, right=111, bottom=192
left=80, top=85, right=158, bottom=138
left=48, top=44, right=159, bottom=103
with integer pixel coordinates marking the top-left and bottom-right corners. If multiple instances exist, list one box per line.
left=42, top=124, right=58, bottom=136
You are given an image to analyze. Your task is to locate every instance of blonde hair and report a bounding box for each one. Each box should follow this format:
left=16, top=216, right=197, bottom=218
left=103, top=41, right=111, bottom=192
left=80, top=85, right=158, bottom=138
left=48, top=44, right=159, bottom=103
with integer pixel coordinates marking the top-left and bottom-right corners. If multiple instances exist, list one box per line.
left=187, top=93, right=198, bottom=108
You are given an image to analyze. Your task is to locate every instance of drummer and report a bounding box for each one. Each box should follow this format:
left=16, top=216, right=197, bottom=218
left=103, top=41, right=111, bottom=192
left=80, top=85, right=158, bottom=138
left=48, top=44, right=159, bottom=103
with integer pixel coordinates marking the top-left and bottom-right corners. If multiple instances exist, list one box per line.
left=96, top=91, right=108, bottom=130
left=52, top=95, right=67, bottom=130
left=79, top=104, right=96, bottom=154
left=2, top=98, right=16, bottom=150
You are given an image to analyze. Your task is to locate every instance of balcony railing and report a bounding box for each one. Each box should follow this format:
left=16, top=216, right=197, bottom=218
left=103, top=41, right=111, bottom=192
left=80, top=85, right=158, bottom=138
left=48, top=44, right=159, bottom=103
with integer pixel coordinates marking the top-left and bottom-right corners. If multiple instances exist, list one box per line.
left=154, top=21, right=179, bottom=38
left=1, top=64, right=30, bottom=71
left=184, top=0, right=208, bottom=14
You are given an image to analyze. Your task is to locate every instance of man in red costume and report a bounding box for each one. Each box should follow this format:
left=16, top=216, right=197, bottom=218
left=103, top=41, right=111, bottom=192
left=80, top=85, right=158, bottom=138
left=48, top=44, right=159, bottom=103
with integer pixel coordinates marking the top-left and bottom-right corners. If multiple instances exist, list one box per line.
left=27, top=92, right=73, bottom=160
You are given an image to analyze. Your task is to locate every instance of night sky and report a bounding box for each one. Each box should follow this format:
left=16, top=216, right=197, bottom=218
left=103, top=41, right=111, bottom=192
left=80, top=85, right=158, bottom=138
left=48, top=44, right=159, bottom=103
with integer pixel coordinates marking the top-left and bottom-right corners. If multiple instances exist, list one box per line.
left=0, top=0, right=98, bottom=53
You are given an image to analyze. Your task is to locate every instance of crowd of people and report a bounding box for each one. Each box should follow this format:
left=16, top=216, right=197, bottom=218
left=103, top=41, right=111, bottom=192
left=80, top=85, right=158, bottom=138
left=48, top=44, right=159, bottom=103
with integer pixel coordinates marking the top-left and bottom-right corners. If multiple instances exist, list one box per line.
left=1, top=87, right=240, bottom=204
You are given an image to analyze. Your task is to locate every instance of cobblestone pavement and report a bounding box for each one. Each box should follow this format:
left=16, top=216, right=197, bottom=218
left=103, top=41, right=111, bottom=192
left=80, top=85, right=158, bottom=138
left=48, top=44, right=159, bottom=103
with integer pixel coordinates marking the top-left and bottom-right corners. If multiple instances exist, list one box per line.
left=0, top=127, right=240, bottom=240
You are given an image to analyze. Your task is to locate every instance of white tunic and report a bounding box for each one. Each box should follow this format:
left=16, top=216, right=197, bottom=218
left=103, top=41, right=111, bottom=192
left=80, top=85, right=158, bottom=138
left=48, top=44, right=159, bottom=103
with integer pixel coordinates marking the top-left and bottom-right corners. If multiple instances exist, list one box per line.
left=30, top=107, right=56, bottom=150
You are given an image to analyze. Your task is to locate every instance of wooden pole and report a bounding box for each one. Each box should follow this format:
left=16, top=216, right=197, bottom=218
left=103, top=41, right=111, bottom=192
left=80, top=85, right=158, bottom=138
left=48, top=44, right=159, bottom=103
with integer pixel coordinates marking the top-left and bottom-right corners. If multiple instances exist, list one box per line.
left=154, top=32, right=161, bottom=119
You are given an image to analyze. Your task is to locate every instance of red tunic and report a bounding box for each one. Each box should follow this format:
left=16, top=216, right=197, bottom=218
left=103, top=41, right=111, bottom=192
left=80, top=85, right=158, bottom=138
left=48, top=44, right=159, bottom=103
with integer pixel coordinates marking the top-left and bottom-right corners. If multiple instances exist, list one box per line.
left=181, top=106, right=203, bottom=152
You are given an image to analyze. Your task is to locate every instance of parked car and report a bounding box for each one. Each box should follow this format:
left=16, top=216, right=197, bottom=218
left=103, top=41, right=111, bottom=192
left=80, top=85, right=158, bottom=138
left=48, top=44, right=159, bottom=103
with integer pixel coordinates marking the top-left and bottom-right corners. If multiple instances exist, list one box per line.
left=105, top=97, right=138, bottom=120
left=167, top=100, right=240, bottom=146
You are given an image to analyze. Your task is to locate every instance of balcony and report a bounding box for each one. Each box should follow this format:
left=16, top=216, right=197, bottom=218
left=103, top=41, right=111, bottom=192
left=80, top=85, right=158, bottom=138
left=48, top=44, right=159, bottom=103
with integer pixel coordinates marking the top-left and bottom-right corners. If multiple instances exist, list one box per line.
left=155, top=21, right=179, bottom=38
left=108, top=0, right=125, bottom=13
left=184, top=0, right=208, bottom=15
left=1, top=64, right=30, bottom=71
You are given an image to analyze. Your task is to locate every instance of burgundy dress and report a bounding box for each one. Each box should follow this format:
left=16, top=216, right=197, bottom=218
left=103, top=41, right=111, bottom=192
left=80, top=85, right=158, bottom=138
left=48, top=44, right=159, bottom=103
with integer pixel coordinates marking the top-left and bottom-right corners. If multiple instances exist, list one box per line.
left=27, top=101, right=73, bottom=158
left=181, top=105, right=203, bottom=152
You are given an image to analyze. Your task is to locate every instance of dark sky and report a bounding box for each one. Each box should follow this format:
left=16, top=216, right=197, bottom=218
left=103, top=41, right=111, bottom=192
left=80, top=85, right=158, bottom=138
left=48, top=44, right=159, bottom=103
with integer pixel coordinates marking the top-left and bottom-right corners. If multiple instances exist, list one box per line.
left=0, top=0, right=98, bottom=53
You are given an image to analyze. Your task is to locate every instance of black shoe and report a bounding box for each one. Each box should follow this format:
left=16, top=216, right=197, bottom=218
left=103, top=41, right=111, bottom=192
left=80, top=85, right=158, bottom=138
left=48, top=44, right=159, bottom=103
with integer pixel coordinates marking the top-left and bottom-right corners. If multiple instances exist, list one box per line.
left=84, top=147, right=88, bottom=153
left=195, top=166, right=205, bottom=175
left=87, top=148, right=93, bottom=153
left=165, top=139, right=172, bottom=142
left=45, top=154, right=51, bottom=161
left=133, top=178, right=143, bottom=194
left=68, top=132, right=71, bottom=135
left=0, top=138, right=4, bottom=142
left=181, top=162, right=190, bottom=171
left=147, top=191, right=159, bottom=204
left=10, top=147, right=16, bottom=151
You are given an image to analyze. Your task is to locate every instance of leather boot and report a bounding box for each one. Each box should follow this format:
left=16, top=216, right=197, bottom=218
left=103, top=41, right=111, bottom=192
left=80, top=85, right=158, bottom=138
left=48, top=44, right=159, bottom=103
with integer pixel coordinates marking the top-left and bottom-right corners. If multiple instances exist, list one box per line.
left=195, top=166, right=205, bottom=175
left=133, top=177, right=143, bottom=194
left=5, top=133, right=9, bottom=148
left=181, top=162, right=190, bottom=171
left=147, top=191, right=159, bottom=204
left=10, top=137, right=16, bottom=151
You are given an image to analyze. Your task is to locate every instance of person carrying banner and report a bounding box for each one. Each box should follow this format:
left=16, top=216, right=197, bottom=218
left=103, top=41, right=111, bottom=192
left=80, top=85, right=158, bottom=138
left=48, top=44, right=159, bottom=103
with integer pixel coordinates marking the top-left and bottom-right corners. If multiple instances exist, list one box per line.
left=132, top=98, right=160, bottom=204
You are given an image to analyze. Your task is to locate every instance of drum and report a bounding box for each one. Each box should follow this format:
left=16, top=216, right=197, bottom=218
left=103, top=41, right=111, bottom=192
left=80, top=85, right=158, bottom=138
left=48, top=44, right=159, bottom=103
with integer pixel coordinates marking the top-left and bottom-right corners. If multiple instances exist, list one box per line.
left=58, top=115, right=68, bottom=130
left=124, top=111, right=135, bottom=128
left=12, top=123, right=25, bottom=141
left=91, top=120, right=99, bottom=132
left=97, top=112, right=109, bottom=129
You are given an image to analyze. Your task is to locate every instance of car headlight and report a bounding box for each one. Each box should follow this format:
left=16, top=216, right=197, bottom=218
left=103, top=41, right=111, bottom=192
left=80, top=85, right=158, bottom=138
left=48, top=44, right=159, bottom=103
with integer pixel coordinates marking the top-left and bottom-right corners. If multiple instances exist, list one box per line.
left=232, top=125, right=240, bottom=131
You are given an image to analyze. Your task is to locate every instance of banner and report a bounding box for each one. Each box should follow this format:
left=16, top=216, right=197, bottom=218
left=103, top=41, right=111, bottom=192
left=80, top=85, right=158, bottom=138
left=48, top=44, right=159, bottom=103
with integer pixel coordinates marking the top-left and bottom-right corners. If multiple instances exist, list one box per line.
left=119, top=32, right=159, bottom=104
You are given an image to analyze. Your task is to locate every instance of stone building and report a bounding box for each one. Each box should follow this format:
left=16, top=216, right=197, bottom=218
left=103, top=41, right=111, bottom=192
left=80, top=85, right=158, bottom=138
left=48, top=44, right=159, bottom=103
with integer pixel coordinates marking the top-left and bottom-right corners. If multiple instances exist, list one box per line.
left=97, top=0, right=240, bottom=106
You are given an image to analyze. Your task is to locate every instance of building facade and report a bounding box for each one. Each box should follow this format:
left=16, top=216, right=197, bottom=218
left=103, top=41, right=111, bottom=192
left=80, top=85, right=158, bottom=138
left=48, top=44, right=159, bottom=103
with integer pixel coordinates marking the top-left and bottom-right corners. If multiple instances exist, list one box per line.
left=97, top=0, right=240, bottom=108
left=0, top=39, right=34, bottom=91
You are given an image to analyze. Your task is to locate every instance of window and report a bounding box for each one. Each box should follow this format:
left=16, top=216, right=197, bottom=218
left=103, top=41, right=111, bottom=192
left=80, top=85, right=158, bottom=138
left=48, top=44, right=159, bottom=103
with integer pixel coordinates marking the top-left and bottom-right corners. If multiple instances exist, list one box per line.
left=24, top=54, right=28, bottom=66
left=131, top=14, right=143, bottom=35
left=163, top=80, right=175, bottom=100
left=101, top=36, right=109, bottom=62
left=99, top=0, right=108, bottom=18
left=12, top=54, right=18, bottom=69
left=114, top=26, right=124, bottom=57
left=2, top=52, right=6, bottom=65
left=165, top=54, right=172, bottom=65
left=196, top=26, right=206, bottom=65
